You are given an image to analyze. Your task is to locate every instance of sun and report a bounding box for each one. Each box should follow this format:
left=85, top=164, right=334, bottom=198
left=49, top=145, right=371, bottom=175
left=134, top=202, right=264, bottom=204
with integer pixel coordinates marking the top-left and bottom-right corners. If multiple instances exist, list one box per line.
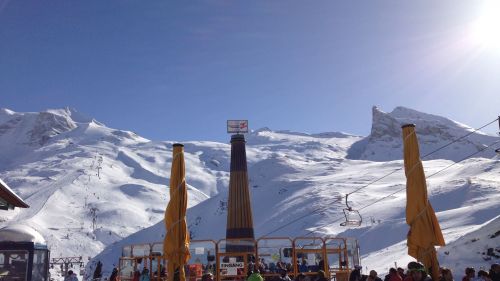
left=470, top=0, right=500, bottom=50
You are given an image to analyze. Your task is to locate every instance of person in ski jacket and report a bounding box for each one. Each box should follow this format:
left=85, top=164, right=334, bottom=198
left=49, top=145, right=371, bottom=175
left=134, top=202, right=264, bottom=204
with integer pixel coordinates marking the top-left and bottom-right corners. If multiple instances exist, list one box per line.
left=350, top=265, right=363, bottom=281
left=247, top=270, right=264, bottom=281
left=315, top=270, right=328, bottom=281
left=387, top=268, right=402, bottom=281
left=490, top=264, right=500, bottom=281
left=64, top=270, right=78, bottom=281
left=476, top=270, right=492, bottom=281
left=368, top=270, right=383, bottom=281
left=132, top=270, right=141, bottom=281
left=109, top=267, right=118, bottom=281
left=295, top=273, right=306, bottom=281
left=202, top=272, right=214, bottom=281
left=275, top=268, right=291, bottom=281
left=140, top=267, right=151, bottom=281
left=398, top=268, right=407, bottom=280
left=463, top=268, right=476, bottom=281
left=439, top=268, right=454, bottom=281
left=408, top=262, right=432, bottom=281
left=299, top=259, right=308, bottom=273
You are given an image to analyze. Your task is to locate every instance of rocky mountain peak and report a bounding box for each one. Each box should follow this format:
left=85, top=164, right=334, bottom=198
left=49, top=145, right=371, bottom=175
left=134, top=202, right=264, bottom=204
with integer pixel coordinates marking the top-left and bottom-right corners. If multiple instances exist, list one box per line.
left=347, top=106, right=498, bottom=162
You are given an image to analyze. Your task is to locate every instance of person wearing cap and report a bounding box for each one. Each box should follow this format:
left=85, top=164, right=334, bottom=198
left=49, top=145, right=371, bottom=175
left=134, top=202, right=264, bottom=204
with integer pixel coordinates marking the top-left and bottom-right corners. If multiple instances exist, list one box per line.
left=247, top=269, right=264, bottom=281
left=202, top=272, right=214, bottom=281
left=407, top=262, right=431, bottom=281
left=350, top=265, right=363, bottom=281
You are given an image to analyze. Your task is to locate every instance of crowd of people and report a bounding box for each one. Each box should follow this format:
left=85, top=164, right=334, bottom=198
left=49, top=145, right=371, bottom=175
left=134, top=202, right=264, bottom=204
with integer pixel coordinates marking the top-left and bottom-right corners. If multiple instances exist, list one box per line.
left=347, top=262, right=500, bottom=281
left=81, top=261, right=499, bottom=281
left=199, top=262, right=500, bottom=281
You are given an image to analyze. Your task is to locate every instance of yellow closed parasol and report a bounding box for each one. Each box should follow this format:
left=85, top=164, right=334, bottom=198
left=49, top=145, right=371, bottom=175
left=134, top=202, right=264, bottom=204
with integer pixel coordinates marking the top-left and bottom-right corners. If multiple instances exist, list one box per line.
left=164, top=144, right=191, bottom=281
left=402, top=124, right=445, bottom=281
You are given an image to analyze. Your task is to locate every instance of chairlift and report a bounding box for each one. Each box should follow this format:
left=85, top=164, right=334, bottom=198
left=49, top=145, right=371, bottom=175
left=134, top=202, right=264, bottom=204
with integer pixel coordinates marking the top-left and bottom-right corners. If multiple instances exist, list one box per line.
left=340, top=194, right=362, bottom=227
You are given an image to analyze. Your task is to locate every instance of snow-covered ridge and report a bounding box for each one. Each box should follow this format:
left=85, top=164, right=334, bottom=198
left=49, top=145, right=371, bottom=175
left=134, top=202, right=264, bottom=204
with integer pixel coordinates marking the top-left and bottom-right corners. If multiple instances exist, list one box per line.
left=0, top=106, right=498, bottom=280
left=347, top=106, right=498, bottom=161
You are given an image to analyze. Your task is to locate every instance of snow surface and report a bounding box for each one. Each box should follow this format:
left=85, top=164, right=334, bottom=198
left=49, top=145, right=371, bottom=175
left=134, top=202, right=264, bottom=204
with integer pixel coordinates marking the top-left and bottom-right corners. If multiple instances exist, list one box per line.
left=0, top=224, right=46, bottom=245
left=0, top=107, right=498, bottom=281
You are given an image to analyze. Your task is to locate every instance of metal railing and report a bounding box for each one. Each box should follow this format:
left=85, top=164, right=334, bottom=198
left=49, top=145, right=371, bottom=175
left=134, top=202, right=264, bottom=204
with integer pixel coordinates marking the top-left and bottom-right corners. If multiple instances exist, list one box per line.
left=118, top=237, right=360, bottom=281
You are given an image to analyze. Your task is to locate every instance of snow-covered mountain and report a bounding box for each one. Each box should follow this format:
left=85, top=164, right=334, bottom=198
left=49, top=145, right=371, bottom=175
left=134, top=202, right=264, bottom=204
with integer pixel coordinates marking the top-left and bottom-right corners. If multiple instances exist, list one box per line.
left=347, top=106, right=498, bottom=161
left=0, top=107, right=498, bottom=280
left=0, top=108, right=222, bottom=259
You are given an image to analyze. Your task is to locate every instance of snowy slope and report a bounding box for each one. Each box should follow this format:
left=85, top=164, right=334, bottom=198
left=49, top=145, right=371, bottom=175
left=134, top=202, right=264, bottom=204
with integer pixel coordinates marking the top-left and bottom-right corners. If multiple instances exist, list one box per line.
left=0, top=108, right=228, bottom=263
left=89, top=109, right=499, bottom=278
left=438, top=215, right=500, bottom=272
left=0, top=107, right=498, bottom=280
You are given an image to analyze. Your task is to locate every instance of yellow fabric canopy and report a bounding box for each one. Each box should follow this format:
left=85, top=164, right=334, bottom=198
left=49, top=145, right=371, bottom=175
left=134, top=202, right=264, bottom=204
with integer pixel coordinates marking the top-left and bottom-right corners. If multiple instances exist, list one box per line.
left=402, top=125, right=445, bottom=281
left=164, top=144, right=191, bottom=281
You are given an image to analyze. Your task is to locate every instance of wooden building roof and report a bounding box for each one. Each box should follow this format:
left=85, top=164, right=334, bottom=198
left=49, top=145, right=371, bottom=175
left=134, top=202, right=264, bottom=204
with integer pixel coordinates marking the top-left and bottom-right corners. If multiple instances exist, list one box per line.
left=0, top=178, right=29, bottom=210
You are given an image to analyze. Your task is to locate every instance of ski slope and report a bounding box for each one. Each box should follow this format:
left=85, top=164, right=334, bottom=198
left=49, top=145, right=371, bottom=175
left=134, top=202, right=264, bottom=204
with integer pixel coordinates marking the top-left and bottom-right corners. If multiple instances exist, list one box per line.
left=0, top=106, right=498, bottom=280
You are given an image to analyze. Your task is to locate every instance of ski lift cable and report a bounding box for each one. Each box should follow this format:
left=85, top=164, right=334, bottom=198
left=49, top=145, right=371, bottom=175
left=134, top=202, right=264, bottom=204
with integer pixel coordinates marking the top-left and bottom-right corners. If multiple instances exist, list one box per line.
left=345, top=117, right=499, bottom=196
left=261, top=118, right=499, bottom=238
left=303, top=139, right=500, bottom=236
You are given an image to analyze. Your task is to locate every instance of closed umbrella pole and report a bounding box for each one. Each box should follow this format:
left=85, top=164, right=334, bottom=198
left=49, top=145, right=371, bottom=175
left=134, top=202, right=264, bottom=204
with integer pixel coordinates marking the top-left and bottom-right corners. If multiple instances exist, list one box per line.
left=164, top=144, right=191, bottom=281
left=402, top=124, right=445, bottom=281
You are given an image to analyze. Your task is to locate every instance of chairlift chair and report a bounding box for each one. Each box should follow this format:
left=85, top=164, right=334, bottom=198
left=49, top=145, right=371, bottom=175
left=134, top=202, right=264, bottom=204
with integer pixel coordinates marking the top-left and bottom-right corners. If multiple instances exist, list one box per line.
left=340, top=194, right=362, bottom=227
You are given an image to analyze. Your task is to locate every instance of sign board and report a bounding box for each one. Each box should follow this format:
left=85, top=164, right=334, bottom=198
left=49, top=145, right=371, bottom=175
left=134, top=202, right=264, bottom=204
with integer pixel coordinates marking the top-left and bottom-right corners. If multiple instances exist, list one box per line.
left=220, top=262, right=245, bottom=276
left=307, top=253, right=316, bottom=263
left=195, top=247, right=204, bottom=255
left=227, top=120, right=249, bottom=134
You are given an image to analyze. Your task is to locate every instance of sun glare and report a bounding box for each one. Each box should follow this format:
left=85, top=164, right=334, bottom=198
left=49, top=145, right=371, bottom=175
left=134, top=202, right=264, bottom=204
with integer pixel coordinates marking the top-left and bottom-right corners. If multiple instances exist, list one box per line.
left=471, top=0, right=500, bottom=50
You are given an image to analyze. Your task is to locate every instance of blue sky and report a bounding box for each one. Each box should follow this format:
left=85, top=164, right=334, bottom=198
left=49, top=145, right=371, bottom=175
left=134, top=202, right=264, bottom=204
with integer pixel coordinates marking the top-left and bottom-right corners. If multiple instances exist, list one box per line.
left=1, top=1, right=499, bottom=141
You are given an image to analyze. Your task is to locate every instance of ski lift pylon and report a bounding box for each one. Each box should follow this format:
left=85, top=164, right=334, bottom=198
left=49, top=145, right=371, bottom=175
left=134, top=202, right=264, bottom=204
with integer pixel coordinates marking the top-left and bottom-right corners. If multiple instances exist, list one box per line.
left=340, top=194, right=362, bottom=227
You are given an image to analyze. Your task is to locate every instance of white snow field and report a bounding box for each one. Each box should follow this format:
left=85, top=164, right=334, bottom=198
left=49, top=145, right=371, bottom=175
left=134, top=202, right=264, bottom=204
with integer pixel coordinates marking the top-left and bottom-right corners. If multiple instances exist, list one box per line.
left=0, top=106, right=498, bottom=280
